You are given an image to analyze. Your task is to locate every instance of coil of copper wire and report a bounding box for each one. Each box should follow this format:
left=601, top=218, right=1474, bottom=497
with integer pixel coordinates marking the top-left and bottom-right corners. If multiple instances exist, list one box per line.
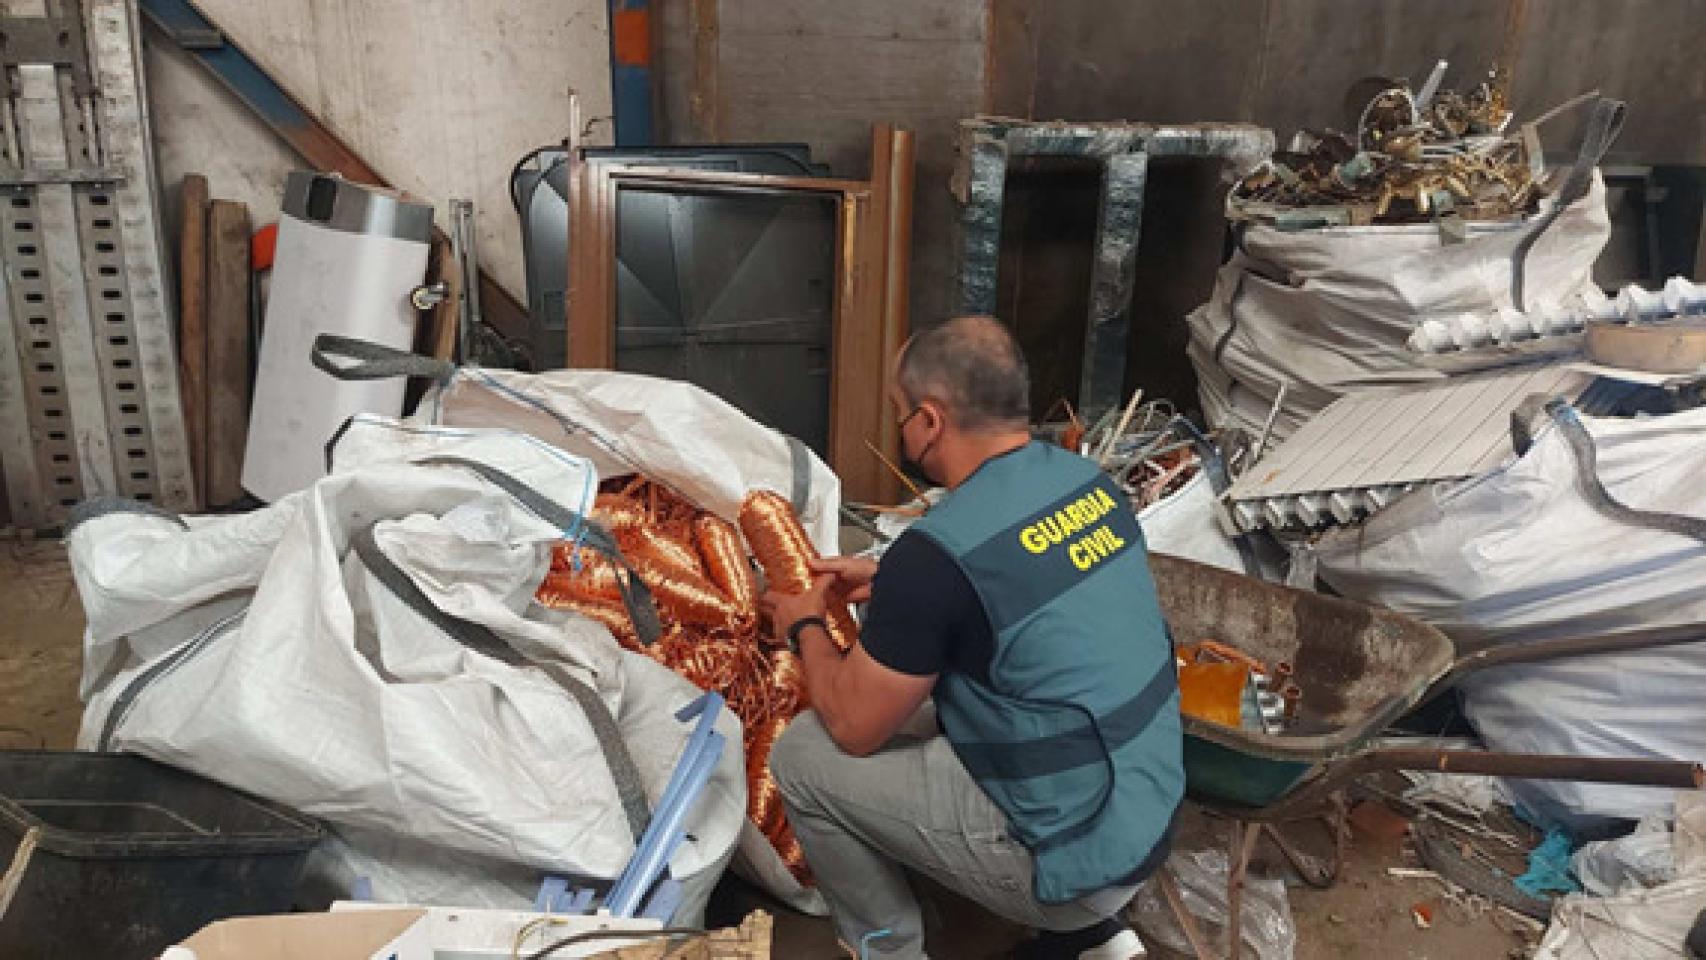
left=617, top=523, right=706, bottom=578
left=695, top=514, right=760, bottom=617
left=738, top=490, right=858, bottom=652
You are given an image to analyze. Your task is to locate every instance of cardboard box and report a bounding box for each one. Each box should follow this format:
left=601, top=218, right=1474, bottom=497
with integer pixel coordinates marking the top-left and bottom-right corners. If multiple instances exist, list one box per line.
left=164, top=908, right=430, bottom=960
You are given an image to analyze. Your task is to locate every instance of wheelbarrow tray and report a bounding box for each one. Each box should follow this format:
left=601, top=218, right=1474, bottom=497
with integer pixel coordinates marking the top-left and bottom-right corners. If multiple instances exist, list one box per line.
left=1150, top=554, right=1456, bottom=807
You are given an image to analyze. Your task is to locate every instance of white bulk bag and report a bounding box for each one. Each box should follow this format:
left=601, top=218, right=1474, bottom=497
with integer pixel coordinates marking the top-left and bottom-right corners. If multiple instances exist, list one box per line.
left=68, top=421, right=746, bottom=922
left=1312, top=405, right=1706, bottom=829
left=1187, top=175, right=1610, bottom=443
left=417, top=367, right=841, bottom=552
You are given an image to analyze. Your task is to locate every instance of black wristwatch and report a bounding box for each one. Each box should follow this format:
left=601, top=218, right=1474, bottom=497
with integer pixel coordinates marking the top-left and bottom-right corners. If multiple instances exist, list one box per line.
left=786, top=616, right=829, bottom=656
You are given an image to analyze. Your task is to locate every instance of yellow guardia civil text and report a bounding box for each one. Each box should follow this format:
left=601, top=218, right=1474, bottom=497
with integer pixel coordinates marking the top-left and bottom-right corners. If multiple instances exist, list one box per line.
left=1018, top=487, right=1128, bottom=571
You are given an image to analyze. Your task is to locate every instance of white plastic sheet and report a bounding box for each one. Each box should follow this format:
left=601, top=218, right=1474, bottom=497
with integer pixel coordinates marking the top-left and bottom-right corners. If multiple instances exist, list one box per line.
left=1137, top=471, right=1245, bottom=572
left=69, top=420, right=746, bottom=922
left=1313, top=405, right=1706, bottom=829
left=1129, top=849, right=1296, bottom=960
left=1187, top=175, right=1610, bottom=443
left=1537, top=793, right=1706, bottom=959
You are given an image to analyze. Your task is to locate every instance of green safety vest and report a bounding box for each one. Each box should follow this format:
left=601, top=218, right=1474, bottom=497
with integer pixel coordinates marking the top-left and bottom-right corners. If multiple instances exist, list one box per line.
left=912, top=441, right=1183, bottom=904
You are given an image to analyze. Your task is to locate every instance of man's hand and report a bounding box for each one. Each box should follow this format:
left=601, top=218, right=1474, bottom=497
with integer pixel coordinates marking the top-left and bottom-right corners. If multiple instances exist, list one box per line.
left=761, top=573, right=835, bottom=647
left=810, top=556, right=879, bottom=605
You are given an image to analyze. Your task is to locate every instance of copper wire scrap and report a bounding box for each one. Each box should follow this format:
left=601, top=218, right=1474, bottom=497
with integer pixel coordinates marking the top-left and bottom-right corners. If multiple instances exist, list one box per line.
left=548, top=547, right=626, bottom=603
left=628, top=552, right=748, bottom=631
left=534, top=478, right=823, bottom=885
left=593, top=492, right=650, bottom=530
left=617, top=523, right=707, bottom=578
left=695, top=514, right=760, bottom=617
left=538, top=591, right=641, bottom=650
left=738, top=490, right=858, bottom=653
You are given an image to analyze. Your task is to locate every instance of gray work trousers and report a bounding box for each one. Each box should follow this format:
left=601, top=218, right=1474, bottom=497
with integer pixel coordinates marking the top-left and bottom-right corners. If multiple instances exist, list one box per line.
left=770, top=710, right=1137, bottom=959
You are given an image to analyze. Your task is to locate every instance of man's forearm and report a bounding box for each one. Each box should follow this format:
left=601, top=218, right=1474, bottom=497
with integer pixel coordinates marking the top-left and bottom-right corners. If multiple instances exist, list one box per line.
left=796, top=623, right=859, bottom=749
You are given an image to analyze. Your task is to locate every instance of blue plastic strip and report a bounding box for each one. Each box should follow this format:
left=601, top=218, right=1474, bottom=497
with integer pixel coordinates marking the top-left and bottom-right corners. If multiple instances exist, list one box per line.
left=534, top=874, right=570, bottom=913
left=604, top=693, right=726, bottom=917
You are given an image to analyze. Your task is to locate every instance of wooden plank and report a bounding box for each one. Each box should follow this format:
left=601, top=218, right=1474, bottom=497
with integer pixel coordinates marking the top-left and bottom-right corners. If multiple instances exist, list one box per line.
left=873, top=124, right=916, bottom=505
left=690, top=0, right=721, bottom=140
left=177, top=174, right=210, bottom=510
left=830, top=190, right=888, bottom=504
left=566, top=157, right=616, bottom=369
left=204, top=200, right=251, bottom=507
left=425, top=234, right=461, bottom=362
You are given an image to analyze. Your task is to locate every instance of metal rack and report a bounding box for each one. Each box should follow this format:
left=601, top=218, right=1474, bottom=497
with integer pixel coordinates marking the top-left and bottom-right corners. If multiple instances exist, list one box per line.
left=0, top=0, right=190, bottom=530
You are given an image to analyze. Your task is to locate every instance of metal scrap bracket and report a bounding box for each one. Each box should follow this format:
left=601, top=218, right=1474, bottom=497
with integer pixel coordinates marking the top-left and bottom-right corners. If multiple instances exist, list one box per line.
left=951, top=118, right=1273, bottom=423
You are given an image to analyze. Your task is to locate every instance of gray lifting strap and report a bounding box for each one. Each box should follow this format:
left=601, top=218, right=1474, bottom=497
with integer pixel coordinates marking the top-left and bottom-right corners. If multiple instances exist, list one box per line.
left=1546, top=400, right=1706, bottom=544
left=351, top=524, right=654, bottom=842
left=785, top=434, right=813, bottom=516
left=1510, top=97, right=1625, bottom=311
left=311, top=333, right=456, bottom=382
left=415, top=456, right=665, bottom=646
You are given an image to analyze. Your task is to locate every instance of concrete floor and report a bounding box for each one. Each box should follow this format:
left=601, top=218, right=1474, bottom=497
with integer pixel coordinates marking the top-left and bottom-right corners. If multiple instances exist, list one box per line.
left=1, top=545, right=1536, bottom=958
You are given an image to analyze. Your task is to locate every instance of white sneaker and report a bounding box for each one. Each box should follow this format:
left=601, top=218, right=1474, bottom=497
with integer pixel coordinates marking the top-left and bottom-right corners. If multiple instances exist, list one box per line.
left=1079, top=927, right=1145, bottom=959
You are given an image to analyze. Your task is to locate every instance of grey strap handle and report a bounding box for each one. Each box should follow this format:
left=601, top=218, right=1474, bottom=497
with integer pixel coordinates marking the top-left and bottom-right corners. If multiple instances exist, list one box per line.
left=311, top=334, right=455, bottom=382
left=1547, top=400, right=1706, bottom=543
left=1511, top=97, right=1625, bottom=310
left=785, top=434, right=813, bottom=516
left=416, top=456, right=665, bottom=646
left=351, top=524, right=654, bottom=842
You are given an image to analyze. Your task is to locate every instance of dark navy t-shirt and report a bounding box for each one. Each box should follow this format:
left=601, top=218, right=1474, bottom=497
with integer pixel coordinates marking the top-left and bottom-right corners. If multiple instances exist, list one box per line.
left=859, top=528, right=995, bottom=686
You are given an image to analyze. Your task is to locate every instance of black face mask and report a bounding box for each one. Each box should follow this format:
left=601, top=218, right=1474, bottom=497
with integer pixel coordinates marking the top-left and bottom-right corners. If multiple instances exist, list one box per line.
left=897, top=405, right=940, bottom=489
left=899, top=445, right=936, bottom=489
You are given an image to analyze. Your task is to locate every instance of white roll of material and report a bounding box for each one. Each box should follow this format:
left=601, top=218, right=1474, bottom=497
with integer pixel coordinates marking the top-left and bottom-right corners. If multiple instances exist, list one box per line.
left=242, top=173, right=433, bottom=501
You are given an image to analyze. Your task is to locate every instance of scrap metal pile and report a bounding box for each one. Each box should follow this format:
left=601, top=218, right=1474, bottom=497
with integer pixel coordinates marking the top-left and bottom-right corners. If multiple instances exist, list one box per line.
left=536, top=480, right=855, bottom=884
left=1232, top=69, right=1543, bottom=225
left=1078, top=397, right=1206, bottom=511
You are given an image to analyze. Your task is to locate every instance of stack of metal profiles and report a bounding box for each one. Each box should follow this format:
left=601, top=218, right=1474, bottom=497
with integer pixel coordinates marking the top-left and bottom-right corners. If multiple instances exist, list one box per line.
left=1224, top=364, right=1643, bottom=532
left=0, top=0, right=192, bottom=529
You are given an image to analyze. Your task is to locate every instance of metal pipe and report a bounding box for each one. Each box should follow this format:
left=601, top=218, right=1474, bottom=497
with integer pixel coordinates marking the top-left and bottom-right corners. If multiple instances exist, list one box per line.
left=1208, top=747, right=1703, bottom=824
left=1369, top=748, right=1703, bottom=789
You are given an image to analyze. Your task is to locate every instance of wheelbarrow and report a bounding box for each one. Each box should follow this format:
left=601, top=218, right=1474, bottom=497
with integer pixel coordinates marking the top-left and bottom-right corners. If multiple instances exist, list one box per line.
left=1147, top=554, right=1705, bottom=960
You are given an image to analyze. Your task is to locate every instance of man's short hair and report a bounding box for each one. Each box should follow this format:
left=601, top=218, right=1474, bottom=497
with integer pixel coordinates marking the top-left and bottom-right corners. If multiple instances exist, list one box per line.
left=896, top=315, right=1031, bottom=431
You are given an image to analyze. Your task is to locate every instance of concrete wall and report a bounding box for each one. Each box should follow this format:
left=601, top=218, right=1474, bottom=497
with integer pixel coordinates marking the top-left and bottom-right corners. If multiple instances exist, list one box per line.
left=145, top=0, right=615, bottom=304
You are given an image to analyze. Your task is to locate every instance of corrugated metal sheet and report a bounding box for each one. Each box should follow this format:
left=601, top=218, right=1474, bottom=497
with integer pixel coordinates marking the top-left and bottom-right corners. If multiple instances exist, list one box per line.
left=1228, top=365, right=1597, bottom=531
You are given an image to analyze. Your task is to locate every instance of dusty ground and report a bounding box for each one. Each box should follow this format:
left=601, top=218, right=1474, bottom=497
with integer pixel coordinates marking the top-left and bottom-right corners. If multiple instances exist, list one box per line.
left=1, top=544, right=1534, bottom=958
left=0, top=543, right=85, bottom=751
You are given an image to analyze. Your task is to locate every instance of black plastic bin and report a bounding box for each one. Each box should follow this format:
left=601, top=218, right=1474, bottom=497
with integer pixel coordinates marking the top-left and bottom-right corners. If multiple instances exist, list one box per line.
left=0, top=751, right=324, bottom=960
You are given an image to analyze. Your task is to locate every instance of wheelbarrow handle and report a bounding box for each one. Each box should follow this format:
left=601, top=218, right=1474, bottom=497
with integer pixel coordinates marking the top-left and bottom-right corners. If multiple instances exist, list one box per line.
left=1424, top=621, right=1706, bottom=702
left=1365, top=747, right=1704, bottom=789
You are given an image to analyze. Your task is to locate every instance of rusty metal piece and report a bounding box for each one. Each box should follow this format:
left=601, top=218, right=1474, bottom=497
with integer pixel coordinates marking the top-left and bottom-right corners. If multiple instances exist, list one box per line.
left=1281, top=683, right=1302, bottom=724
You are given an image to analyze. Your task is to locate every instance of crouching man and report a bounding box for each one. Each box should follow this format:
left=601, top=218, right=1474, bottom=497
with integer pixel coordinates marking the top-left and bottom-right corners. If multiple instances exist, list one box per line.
left=763, top=316, right=1182, bottom=959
